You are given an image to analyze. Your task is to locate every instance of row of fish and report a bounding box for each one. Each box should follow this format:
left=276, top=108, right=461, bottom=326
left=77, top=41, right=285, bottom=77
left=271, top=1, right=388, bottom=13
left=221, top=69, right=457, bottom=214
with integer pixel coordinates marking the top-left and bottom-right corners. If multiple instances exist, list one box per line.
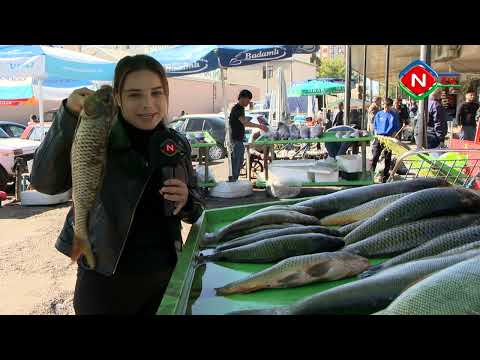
left=197, top=178, right=480, bottom=314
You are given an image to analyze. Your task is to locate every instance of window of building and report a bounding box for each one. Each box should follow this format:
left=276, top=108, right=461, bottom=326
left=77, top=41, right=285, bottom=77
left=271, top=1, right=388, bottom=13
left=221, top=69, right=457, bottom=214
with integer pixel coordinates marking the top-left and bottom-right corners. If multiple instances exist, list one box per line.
left=262, top=65, right=273, bottom=79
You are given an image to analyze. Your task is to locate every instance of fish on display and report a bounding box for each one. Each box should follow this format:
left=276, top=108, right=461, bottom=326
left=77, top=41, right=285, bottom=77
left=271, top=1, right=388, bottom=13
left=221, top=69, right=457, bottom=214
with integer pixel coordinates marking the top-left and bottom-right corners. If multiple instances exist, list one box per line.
left=320, top=193, right=409, bottom=226
left=310, top=124, right=323, bottom=138
left=215, top=251, right=369, bottom=295
left=375, top=256, right=480, bottom=315
left=277, top=122, right=290, bottom=140
left=344, top=187, right=480, bottom=245
left=434, top=240, right=480, bottom=258
left=289, top=124, right=300, bottom=140
left=198, top=233, right=344, bottom=264
left=200, top=223, right=307, bottom=247
left=361, top=224, right=480, bottom=277
left=247, top=204, right=316, bottom=218
left=293, top=178, right=449, bottom=218
left=202, top=210, right=321, bottom=245
left=337, top=220, right=365, bottom=236
left=70, top=85, right=117, bottom=269
left=227, top=250, right=480, bottom=315
left=300, top=126, right=311, bottom=139
left=216, top=225, right=342, bottom=251
left=344, top=213, right=480, bottom=257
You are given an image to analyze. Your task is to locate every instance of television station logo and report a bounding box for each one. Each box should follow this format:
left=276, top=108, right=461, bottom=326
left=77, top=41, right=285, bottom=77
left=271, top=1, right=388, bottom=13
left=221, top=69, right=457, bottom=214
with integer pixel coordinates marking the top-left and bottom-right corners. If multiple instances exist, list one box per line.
left=399, top=60, right=461, bottom=100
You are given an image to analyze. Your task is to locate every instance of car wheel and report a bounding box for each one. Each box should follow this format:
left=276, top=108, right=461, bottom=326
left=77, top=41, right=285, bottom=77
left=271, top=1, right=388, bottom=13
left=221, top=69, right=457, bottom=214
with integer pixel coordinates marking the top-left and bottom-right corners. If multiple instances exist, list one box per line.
left=207, top=145, right=226, bottom=161
left=0, top=166, right=9, bottom=192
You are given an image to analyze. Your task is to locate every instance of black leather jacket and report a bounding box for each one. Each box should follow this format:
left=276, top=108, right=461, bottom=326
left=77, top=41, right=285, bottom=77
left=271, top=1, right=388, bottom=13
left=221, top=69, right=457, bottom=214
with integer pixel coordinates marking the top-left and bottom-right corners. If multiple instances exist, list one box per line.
left=30, top=100, right=204, bottom=276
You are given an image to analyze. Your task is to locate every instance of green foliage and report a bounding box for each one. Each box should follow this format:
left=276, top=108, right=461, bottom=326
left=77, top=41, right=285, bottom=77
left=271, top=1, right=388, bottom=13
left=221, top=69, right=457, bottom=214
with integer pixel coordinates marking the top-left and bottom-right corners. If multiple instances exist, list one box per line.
left=317, top=56, right=345, bottom=78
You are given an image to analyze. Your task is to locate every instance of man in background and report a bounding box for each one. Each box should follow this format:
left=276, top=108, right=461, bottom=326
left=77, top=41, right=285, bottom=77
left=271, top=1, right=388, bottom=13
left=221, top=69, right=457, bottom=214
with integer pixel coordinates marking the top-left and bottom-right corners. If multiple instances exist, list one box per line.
left=229, top=90, right=268, bottom=181
left=457, top=90, right=479, bottom=141
left=367, top=97, right=382, bottom=132
left=371, top=97, right=400, bottom=183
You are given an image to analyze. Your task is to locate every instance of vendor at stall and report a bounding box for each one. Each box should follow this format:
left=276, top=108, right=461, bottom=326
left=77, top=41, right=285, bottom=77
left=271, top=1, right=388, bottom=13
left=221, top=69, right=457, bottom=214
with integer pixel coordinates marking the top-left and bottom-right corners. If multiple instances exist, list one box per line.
left=229, top=90, right=268, bottom=181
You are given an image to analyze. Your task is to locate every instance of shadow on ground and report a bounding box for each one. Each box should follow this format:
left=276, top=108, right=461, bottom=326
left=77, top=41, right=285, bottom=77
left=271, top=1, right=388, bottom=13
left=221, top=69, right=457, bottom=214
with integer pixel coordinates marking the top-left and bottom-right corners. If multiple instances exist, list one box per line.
left=0, top=201, right=71, bottom=220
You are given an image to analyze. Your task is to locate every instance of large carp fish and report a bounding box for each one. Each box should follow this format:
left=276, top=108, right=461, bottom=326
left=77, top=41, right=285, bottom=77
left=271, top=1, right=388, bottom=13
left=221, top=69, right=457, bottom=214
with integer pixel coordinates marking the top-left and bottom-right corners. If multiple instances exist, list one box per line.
left=70, top=85, right=117, bottom=269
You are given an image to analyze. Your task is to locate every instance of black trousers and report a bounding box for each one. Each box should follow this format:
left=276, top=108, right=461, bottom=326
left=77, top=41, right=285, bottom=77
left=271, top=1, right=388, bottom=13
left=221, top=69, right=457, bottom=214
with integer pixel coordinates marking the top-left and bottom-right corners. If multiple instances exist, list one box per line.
left=371, top=139, right=392, bottom=182
left=73, top=265, right=174, bottom=315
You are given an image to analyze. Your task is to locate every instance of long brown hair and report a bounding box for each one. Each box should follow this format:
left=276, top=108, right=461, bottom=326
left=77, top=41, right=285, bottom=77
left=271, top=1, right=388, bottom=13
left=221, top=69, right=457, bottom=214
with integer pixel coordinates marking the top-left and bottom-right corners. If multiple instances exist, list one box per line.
left=113, top=54, right=169, bottom=108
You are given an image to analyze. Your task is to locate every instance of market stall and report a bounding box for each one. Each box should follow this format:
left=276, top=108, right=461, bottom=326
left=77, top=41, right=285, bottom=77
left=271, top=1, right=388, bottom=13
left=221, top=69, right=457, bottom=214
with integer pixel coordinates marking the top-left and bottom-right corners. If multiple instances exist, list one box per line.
left=188, top=131, right=218, bottom=189
left=158, top=178, right=479, bottom=315
left=247, top=131, right=374, bottom=187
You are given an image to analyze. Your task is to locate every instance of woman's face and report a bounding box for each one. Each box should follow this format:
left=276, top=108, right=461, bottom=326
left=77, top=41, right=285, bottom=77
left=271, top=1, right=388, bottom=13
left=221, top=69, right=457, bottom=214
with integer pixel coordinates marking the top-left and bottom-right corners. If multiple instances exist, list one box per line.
left=117, top=70, right=168, bottom=130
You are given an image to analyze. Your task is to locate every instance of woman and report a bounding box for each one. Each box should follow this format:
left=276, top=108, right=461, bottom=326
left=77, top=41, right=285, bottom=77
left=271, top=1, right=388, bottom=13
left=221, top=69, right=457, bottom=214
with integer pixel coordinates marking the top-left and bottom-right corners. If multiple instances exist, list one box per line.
left=30, top=55, right=204, bottom=315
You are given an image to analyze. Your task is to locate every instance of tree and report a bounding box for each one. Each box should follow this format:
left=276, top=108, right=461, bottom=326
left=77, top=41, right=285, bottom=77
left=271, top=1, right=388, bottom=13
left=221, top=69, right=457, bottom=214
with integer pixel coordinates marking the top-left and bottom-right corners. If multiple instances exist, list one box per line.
left=317, top=56, right=345, bottom=79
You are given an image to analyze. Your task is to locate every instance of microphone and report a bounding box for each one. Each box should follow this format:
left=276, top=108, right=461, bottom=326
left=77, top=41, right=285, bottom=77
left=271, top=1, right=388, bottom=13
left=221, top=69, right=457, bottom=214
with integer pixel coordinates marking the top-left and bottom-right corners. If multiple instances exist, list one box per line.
left=149, top=129, right=187, bottom=217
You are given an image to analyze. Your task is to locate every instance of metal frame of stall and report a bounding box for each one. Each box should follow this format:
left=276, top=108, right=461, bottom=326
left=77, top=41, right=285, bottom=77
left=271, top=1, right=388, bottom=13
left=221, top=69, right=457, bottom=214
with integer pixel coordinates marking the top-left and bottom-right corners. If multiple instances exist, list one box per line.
left=189, top=131, right=218, bottom=189
left=246, top=132, right=375, bottom=187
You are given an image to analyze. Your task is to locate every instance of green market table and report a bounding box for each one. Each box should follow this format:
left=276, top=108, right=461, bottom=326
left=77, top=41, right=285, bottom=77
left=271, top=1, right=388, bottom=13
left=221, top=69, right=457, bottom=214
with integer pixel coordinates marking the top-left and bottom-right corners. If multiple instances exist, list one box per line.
left=246, top=132, right=375, bottom=187
left=189, top=131, right=218, bottom=189
left=157, top=197, right=388, bottom=315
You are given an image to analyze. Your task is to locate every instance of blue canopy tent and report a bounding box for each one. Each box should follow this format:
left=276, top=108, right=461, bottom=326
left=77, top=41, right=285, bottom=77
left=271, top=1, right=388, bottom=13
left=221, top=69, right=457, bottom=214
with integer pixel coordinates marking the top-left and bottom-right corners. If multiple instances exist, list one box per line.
left=0, top=45, right=115, bottom=130
left=150, top=45, right=319, bottom=180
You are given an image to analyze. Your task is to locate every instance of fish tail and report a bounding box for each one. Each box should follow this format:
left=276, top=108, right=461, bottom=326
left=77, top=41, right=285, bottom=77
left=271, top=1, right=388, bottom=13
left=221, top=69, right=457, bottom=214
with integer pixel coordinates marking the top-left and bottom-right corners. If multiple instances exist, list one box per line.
left=71, top=232, right=96, bottom=270
left=358, top=264, right=383, bottom=279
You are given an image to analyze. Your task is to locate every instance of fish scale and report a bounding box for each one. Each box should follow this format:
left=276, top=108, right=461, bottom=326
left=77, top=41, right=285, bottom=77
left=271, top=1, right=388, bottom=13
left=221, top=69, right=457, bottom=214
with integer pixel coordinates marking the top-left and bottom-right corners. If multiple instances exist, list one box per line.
left=344, top=187, right=480, bottom=245
left=228, top=249, right=480, bottom=315
left=215, top=225, right=342, bottom=251
left=320, top=193, right=409, bottom=226
left=71, top=86, right=117, bottom=269
left=376, top=256, right=480, bottom=315
left=203, top=210, right=321, bottom=245
left=199, top=233, right=344, bottom=263
left=215, top=251, right=369, bottom=295
left=362, top=224, right=480, bottom=276
left=343, top=213, right=480, bottom=258
left=295, top=177, right=449, bottom=218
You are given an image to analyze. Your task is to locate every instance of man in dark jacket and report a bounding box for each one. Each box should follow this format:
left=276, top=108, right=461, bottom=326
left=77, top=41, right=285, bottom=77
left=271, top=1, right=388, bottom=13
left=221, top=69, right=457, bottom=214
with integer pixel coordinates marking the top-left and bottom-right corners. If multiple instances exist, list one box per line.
left=414, top=90, right=448, bottom=149
left=457, top=90, right=479, bottom=141
left=332, top=102, right=344, bottom=127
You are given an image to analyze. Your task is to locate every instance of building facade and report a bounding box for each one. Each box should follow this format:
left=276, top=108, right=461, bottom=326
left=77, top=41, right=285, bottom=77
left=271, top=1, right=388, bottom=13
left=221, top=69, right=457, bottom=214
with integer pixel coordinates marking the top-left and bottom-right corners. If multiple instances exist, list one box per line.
left=320, top=45, right=346, bottom=60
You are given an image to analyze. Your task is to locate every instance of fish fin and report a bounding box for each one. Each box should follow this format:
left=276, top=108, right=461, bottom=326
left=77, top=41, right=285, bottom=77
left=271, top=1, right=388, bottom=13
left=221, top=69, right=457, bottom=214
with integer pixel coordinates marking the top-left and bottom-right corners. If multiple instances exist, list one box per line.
left=358, top=264, right=383, bottom=279
left=71, top=234, right=96, bottom=270
left=305, top=261, right=331, bottom=278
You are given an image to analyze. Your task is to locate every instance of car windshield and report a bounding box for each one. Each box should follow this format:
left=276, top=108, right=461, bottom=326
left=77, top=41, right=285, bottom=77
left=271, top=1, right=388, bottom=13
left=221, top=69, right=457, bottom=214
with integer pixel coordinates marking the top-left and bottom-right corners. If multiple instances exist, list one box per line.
left=0, top=128, right=9, bottom=138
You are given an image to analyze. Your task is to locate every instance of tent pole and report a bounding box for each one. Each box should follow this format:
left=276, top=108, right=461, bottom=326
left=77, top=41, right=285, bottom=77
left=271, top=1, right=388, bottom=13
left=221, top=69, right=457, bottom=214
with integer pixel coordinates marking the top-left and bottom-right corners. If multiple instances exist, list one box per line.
left=38, top=78, right=45, bottom=141
left=220, top=65, right=234, bottom=181
left=362, top=45, right=368, bottom=130
left=384, top=45, right=390, bottom=98
left=344, top=45, right=352, bottom=125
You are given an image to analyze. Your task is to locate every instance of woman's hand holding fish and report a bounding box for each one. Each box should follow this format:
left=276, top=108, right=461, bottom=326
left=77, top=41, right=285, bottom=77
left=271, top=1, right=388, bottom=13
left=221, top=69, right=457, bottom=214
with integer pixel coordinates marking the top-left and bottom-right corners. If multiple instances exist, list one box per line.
left=160, top=179, right=189, bottom=215
left=67, top=87, right=96, bottom=115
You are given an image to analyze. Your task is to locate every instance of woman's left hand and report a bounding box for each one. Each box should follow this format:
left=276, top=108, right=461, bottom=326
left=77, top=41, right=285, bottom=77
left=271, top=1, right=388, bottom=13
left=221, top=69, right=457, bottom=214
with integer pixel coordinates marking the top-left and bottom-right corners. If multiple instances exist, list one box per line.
left=159, top=179, right=189, bottom=215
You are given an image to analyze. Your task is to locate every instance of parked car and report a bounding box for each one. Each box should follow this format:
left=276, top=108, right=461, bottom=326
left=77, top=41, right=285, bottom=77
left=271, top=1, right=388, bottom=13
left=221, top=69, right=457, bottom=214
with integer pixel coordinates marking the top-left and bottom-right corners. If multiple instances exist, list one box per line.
left=169, top=113, right=267, bottom=161
left=21, top=122, right=52, bottom=141
left=0, top=130, right=40, bottom=190
left=169, top=114, right=227, bottom=161
left=0, top=121, right=27, bottom=138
